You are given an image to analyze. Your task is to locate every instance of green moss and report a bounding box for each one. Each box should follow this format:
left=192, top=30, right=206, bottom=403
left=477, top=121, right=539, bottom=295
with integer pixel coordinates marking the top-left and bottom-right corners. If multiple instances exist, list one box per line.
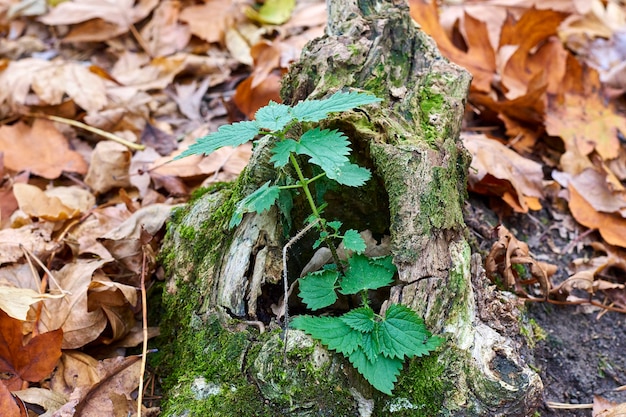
left=419, top=166, right=464, bottom=235
left=519, top=317, right=547, bottom=349
left=379, top=353, right=451, bottom=416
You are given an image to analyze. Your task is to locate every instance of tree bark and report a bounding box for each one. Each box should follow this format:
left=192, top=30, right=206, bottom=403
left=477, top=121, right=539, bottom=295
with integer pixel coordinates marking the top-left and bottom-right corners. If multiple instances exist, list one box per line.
left=157, top=1, right=542, bottom=416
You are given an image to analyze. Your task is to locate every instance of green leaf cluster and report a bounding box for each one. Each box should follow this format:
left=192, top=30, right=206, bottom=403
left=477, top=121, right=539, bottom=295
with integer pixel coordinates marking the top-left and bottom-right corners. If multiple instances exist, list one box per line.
left=177, top=90, right=380, bottom=227
left=178, top=89, right=443, bottom=396
left=291, top=304, right=443, bottom=394
left=294, top=256, right=442, bottom=394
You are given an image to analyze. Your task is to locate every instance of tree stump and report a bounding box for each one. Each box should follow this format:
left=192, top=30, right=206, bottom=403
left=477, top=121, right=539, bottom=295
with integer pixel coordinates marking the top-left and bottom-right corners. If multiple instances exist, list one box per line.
left=157, top=1, right=543, bottom=416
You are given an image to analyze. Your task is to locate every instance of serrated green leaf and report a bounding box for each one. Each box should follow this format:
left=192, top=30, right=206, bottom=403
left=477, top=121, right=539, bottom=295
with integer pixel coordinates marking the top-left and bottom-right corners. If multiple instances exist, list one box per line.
left=298, top=270, right=339, bottom=310
left=342, top=229, right=366, bottom=253
left=177, top=121, right=260, bottom=159
left=295, top=128, right=350, bottom=176
left=327, top=221, right=342, bottom=232
left=339, top=254, right=395, bottom=295
left=370, top=255, right=397, bottom=273
left=340, top=307, right=375, bottom=332
left=255, top=102, right=293, bottom=131
left=229, top=182, right=280, bottom=228
left=291, top=316, right=361, bottom=355
left=270, top=139, right=298, bottom=168
left=330, top=162, right=371, bottom=186
left=376, top=304, right=434, bottom=359
left=347, top=347, right=403, bottom=395
left=360, top=331, right=380, bottom=362
left=292, top=91, right=382, bottom=122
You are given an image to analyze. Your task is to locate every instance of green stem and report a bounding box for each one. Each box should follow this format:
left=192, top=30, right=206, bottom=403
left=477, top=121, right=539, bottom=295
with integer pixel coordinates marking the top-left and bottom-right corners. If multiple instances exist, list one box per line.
left=289, top=153, right=343, bottom=271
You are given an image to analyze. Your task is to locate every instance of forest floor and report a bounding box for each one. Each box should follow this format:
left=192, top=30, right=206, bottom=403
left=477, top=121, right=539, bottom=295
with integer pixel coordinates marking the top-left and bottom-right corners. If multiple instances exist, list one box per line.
left=466, top=195, right=626, bottom=416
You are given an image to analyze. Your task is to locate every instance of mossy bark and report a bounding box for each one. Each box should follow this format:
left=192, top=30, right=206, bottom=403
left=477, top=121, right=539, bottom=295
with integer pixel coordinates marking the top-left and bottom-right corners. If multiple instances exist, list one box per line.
left=156, top=0, right=542, bottom=416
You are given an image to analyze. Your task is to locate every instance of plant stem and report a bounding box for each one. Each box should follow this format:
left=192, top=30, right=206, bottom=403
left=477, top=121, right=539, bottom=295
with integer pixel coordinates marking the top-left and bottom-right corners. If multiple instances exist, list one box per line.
left=289, top=153, right=343, bottom=270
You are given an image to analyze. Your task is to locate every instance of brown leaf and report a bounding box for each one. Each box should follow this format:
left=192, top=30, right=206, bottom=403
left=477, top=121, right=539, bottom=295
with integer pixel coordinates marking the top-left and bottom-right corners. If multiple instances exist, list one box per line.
left=84, top=141, right=132, bottom=195
left=40, top=0, right=158, bottom=38
left=179, top=0, right=237, bottom=43
left=485, top=225, right=555, bottom=298
left=0, top=120, right=87, bottom=179
left=140, top=0, right=191, bottom=57
left=498, top=8, right=568, bottom=99
left=463, top=133, right=544, bottom=212
left=546, top=57, right=626, bottom=161
left=593, top=395, right=626, bottom=417
left=0, top=223, right=58, bottom=264
left=409, top=0, right=496, bottom=93
left=568, top=185, right=626, bottom=247
left=0, top=309, right=62, bottom=391
left=38, top=259, right=109, bottom=349
left=99, top=204, right=174, bottom=275
left=568, top=168, right=626, bottom=214
left=0, top=382, right=23, bottom=417
left=13, top=184, right=92, bottom=222
left=233, top=73, right=282, bottom=119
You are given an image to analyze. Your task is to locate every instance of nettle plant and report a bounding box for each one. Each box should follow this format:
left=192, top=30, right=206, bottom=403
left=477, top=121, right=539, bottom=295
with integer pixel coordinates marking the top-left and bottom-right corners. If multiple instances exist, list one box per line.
left=178, top=91, right=443, bottom=394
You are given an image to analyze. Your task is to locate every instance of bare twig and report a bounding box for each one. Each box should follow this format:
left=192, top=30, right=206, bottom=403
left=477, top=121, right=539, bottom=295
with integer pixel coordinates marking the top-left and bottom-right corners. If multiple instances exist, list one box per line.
left=282, top=218, right=320, bottom=359
left=30, top=113, right=145, bottom=150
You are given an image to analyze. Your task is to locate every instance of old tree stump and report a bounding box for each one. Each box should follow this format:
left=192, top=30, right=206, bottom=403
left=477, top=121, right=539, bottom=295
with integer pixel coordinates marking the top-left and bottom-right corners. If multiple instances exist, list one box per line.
left=157, top=0, right=543, bottom=415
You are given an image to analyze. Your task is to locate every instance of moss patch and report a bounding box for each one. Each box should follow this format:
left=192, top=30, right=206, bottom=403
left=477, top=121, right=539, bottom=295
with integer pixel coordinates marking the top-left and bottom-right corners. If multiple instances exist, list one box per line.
left=376, top=353, right=452, bottom=416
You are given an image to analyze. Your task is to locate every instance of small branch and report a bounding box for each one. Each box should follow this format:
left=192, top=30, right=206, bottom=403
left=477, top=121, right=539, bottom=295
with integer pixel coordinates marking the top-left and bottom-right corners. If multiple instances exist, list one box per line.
left=30, top=113, right=145, bottom=150
left=282, top=218, right=320, bottom=360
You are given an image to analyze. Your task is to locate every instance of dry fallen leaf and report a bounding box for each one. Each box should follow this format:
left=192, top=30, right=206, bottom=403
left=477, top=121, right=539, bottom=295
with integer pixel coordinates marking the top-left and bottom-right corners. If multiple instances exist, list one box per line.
left=38, top=259, right=109, bottom=349
left=84, top=141, right=132, bottom=195
left=0, top=286, right=65, bottom=322
left=463, top=133, right=544, bottom=212
left=0, top=382, right=22, bottom=417
left=0, top=120, right=87, bottom=179
left=593, top=395, right=626, bottom=417
left=568, top=185, right=626, bottom=248
left=13, top=183, right=94, bottom=222
left=485, top=225, right=555, bottom=298
left=178, top=0, right=238, bottom=44
left=0, top=309, right=63, bottom=391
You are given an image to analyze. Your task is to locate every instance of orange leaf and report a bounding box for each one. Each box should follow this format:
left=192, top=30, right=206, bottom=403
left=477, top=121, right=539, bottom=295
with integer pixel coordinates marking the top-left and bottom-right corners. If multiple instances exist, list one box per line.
left=0, top=310, right=63, bottom=391
left=408, top=0, right=495, bottom=93
left=0, top=120, right=87, bottom=179
left=0, top=383, right=23, bottom=417
left=568, top=185, right=626, bottom=248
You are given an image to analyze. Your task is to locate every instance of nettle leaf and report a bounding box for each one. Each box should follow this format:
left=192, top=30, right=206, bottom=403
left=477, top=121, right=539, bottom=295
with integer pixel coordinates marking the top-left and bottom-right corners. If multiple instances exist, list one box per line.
left=298, top=269, right=339, bottom=310
left=342, top=229, right=366, bottom=253
left=377, top=304, right=435, bottom=359
left=339, top=254, right=395, bottom=295
left=327, top=221, right=342, bottom=232
left=270, top=139, right=298, bottom=168
left=177, top=121, right=260, bottom=159
left=340, top=307, right=375, bottom=332
left=255, top=101, right=293, bottom=131
left=361, top=330, right=380, bottom=362
left=331, top=162, right=371, bottom=186
left=291, top=316, right=361, bottom=356
left=229, top=182, right=280, bottom=228
left=292, top=91, right=382, bottom=122
left=296, top=128, right=350, bottom=175
left=347, top=347, right=403, bottom=395
left=369, top=255, right=396, bottom=272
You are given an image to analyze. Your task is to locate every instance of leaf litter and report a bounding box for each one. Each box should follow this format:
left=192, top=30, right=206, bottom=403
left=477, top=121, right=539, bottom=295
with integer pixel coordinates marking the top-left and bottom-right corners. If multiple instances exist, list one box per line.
left=1, top=0, right=626, bottom=414
left=0, top=0, right=326, bottom=414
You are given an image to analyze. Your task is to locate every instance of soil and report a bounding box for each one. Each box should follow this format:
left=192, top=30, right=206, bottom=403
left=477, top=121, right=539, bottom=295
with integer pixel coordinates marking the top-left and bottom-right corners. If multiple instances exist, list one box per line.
left=465, top=195, right=626, bottom=417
